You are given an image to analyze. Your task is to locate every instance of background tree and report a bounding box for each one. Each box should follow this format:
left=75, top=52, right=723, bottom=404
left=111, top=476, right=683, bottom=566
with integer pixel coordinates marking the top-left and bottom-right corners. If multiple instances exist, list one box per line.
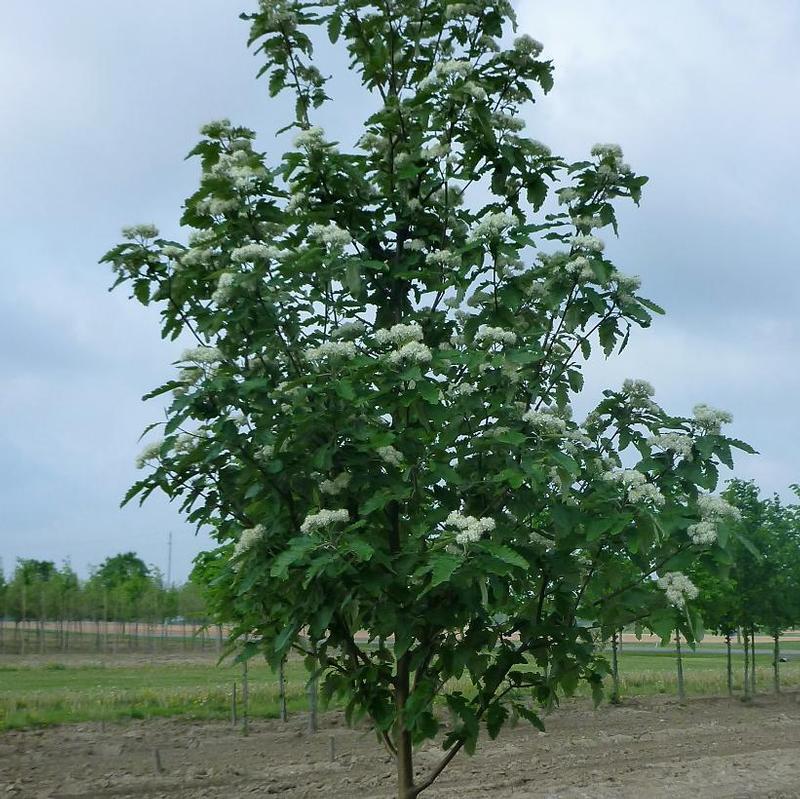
left=103, top=2, right=751, bottom=796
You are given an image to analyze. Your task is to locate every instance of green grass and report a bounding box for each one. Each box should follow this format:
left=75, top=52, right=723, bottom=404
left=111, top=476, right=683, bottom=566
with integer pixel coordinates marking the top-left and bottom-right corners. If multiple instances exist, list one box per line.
left=2, top=645, right=799, bottom=732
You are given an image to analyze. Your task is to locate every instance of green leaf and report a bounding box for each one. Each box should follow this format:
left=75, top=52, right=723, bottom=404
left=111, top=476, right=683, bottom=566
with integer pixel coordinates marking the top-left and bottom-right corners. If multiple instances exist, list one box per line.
left=327, top=12, right=342, bottom=43
left=429, top=554, right=462, bottom=587
left=479, top=541, right=529, bottom=570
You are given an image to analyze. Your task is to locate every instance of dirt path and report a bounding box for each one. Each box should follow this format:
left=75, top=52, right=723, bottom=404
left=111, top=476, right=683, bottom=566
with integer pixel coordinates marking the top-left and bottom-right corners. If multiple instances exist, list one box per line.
left=2, top=693, right=799, bottom=798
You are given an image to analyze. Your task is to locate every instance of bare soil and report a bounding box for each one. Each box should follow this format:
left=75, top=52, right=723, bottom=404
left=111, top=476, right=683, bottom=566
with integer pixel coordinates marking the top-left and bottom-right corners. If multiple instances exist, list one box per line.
left=2, top=693, right=800, bottom=798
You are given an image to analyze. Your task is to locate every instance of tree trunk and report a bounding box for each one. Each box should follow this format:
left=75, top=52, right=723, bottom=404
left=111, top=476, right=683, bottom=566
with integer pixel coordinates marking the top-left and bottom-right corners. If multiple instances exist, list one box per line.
left=743, top=627, right=751, bottom=700
left=773, top=632, right=780, bottom=694
left=675, top=630, right=685, bottom=701
left=395, top=653, right=416, bottom=799
left=749, top=625, right=756, bottom=696
left=279, top=657, right=288, bottom=722
left=610, top=630, right=620, bottom=704
left=242, top=658, right=249, bottom=736
left=725, top=632, right=733, bottom=697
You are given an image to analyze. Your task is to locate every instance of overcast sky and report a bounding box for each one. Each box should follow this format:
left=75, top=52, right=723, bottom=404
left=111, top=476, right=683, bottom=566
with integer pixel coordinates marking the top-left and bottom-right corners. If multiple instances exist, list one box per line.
left=1, top=2, right=798, bottom=582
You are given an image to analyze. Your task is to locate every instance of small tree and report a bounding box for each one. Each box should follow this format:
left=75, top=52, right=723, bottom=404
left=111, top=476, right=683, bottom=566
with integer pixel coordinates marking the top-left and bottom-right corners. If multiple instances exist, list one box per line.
left=103, top=3, right=751, bottom=795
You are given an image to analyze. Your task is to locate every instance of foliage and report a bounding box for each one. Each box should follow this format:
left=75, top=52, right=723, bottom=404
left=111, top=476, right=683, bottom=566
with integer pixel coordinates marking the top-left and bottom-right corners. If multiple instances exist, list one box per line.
left=102, top=2, right=752, bottom=795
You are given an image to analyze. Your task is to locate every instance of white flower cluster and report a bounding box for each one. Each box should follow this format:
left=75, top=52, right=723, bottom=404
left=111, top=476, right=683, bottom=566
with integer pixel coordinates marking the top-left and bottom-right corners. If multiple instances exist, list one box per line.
left=591, top=143, right=624, bottom=161
left=688, top=494, right=742, bottom=545
left=255, top=444, right=274, bottom=463
left=492, top=111, right=526, bottom=133
left=686, top=521, right=718, bottom=545
left=426, top=249, right=461, bottom=268
left=693, top=403, right=733, bottom=433
left=421, top=141, right=451, bottom=160
left=320, top=472, right=351, bottom=496
left=305, top=340, right=357, bottom=362
left=405, top=239, right=426, bottom=252
left=419, top=59, right=471, bottom=90
left=293, top=126, right=326, bottom=149
left=387, top=342, right=432, bottom=366
left=523, top=409, right=567, bottom=436
left=232, top=525, right=265, bottom=561
left=571, top=234, right=605, bottom=252
left=377, top=445, right=404, bottom=467
left=657, top=572, right=699, bottom=608
left=567, top=255, right=596, bottom=283
left=135, top=440, right=163, bottom=469
left=606, top=469, right=665, bottom=507
left=463, top=81, right=487, bottom=101
left=528, top=530, right=552, bottom=548
left=474, top=325, right=517, bottom=346
left=697, top=494, right=741, bottom=522
left=467, top=212, right=518, bottom=242
left=445, top=510, right=496, bottom=545
left=616, top=272, right=642, bottom=293
left=180, top=346, right=223, bottom=364
left=300, top=508, right=349, bottom=534
left=513, top=35, right=544, bottom=56
left=309, top=222, right=352, bottom=249
left=331, top=321, right=366, bottom=340
left=450, top=382, right=477, bottom=398
left=122, top=224, right=159, bottom=241
left=374, top=322, right=424, bottom=346
left=648, top=433, right=694, bottom=460
left=231, top=243, right=281, bottom=263
left=211, top=272, right=237, bottom=305
left=622, top=378, right=655, bottom=399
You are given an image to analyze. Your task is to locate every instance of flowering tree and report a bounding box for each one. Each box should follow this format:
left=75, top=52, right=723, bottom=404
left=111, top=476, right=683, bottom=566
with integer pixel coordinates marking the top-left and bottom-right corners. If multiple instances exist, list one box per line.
left=102, top=2, right=753, bottom=796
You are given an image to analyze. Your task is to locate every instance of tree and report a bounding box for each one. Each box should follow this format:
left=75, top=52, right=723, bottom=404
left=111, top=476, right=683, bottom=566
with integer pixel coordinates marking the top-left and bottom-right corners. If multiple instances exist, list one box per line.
left=102, top=3, right=752, bottom=795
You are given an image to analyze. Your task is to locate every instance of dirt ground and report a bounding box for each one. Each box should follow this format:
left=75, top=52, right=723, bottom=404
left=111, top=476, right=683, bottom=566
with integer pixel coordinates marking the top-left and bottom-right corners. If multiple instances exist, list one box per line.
left=2, top=693, right=800, bottom=798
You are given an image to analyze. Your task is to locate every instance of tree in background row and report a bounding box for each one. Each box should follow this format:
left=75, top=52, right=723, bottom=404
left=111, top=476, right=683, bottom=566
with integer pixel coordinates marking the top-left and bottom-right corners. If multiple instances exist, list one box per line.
left=105, top=2, right=752, bottom=796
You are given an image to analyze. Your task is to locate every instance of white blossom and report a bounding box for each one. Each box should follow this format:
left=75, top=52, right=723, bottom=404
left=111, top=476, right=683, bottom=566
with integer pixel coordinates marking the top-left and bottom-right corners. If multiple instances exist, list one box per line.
left=657, top=572, right=699, bottom=608
left=648, top=433, right=694, bottom=460
left=231, top=243, right=281, bottom=263
left=387, top=341, right=432, bottom=366
left=309, top=222, right=352, bottom=249
left=255, top=444, right=274, bottom=463
left=320, top=472, right=351, bottom=496
left=293, top=126, right=326, bottom=149
left=468, top=212, right=518, bottom=242
left=426, top=249, right=461, bottom=268
left=122, top=223, right=159, bottom=241
left=377, top=445, right=404, bottom=467
left=591, top=143, right=624, bottom=161
left=606, top=469, right=665, bottom=507
left=571, top=234, right=605, bottom=252
left=513, top=35, right=544, bottom=56
left=463, top=81, right=487, bottom=101
left=693, top=404, right=733, bottom=433
left=374, top=322, right=424, bottom=346
left=523, top=409, right=567, bottom=436
left=135, top=440, right=163, bottom=469
left=405, top=239, right=426, bottom=252
left=474, top=325, right=517, bottom=346
left=300, top=508, right=349, bottom=534
left=622, top=378, right=655, bottom=399
left=305, top=340, right=357, bottom=361
left=232, top=525, right=265, bottom=560
left=687, top=521, right=718, bottom=546
left=180, top=346, right=223, bottom=364
left=445, top=510, right=496, bottom=545
left=211, top=272, right=237, bottom=305
left=450, top=382, right=477, bottom=398
left=697, top=494, right=741, bottom=522
left=331, top=321, right=366, bottom=340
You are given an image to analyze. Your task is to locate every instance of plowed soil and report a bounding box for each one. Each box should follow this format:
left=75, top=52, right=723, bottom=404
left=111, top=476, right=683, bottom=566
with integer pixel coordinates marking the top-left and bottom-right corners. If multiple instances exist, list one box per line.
left=2, top=693, right=800, bottom=798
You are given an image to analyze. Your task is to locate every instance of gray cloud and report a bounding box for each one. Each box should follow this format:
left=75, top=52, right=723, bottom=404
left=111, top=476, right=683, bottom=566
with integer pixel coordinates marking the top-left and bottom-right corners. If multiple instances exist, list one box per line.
left=1, top=2, right=797, bottom=580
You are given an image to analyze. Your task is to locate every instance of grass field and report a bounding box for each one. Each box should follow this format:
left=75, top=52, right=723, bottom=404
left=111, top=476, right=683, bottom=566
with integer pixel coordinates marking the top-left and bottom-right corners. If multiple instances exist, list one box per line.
left=2, top=640, right=799, bottom=732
